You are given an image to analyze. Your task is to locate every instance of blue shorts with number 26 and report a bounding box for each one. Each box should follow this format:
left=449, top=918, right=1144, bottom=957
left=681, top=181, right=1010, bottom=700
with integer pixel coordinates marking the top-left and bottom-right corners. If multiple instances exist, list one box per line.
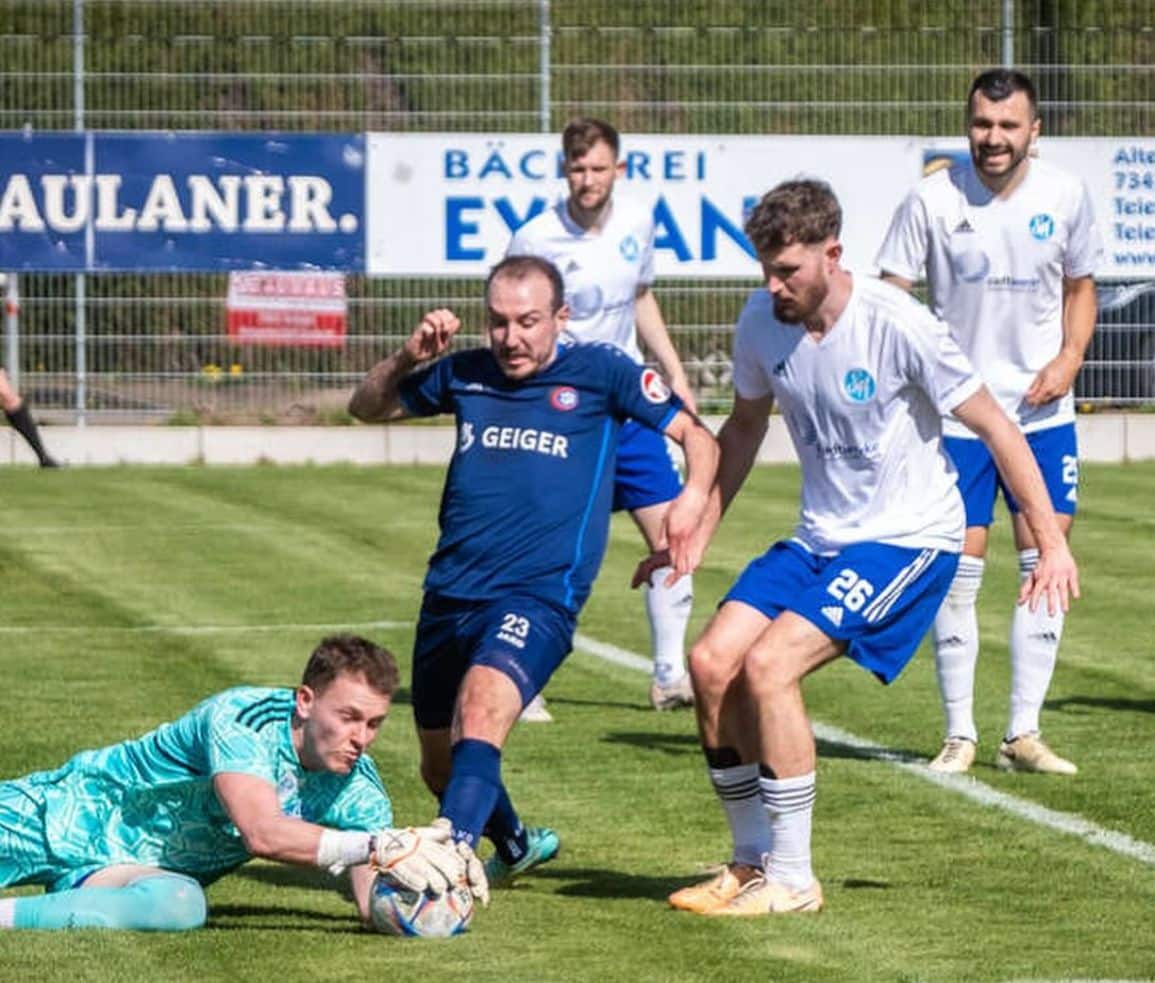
left=724, top=539, right=959, bottom=684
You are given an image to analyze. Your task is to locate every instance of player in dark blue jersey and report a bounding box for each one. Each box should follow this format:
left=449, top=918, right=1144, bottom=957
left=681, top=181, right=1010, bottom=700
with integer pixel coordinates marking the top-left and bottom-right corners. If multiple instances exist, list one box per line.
left=349, top=255, right=717, bottom=890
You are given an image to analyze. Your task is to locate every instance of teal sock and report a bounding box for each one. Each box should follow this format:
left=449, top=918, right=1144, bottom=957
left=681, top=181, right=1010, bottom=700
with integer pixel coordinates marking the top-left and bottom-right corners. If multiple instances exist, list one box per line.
left=13, top=873, right=206, bottom=931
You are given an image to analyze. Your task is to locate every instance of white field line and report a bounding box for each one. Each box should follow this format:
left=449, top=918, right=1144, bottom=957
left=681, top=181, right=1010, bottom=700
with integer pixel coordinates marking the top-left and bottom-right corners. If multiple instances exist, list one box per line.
left=0, top=620, right=409, bottom=635
left=571, top=633, right=1155, bottom=870
left=6, top=622, right=1153, bottom=869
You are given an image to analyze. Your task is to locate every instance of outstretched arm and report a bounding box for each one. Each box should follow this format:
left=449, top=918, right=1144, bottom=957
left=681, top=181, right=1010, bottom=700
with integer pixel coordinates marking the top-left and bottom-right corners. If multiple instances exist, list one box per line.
left=213, top=773, right=473, bottom=918
left=635, top=287, right=697, bottom=414
left=348, top=309, right=460, bottom=422
left=952, top=386, right=1079, bottom=614
left=214, top=772, right=330, bottom=866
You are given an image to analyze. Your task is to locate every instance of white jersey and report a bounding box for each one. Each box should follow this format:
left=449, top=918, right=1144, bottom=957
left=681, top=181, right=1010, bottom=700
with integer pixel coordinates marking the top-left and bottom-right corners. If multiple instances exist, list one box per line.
left=876, top=157, right=1101, bottom=437
left=507, top=194, right=655, bottom=364
left=733, top=278, right=983, bottom=555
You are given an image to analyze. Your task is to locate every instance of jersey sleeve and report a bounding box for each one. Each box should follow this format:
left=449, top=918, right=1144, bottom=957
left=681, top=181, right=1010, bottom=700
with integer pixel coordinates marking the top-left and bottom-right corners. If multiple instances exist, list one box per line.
left=900, top=308, right=984, bottom=415
left=731, top=296, right=773, bottom=400
left=398, top=355, right=456, bottom=418
left=1063, top=180, right=1102, bottom=279
left=875, top=190, right=930, bottom=281
left=317, top=758, right=393, bottom=832
left=201, top=699, right=279, bottom=786
left=603, top=347, right=683, bottom=431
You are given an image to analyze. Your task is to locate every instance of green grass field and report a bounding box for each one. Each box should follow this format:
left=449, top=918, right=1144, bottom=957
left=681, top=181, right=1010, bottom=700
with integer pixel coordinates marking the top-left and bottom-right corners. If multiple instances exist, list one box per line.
left=0, top=462, right=1153, bottom=983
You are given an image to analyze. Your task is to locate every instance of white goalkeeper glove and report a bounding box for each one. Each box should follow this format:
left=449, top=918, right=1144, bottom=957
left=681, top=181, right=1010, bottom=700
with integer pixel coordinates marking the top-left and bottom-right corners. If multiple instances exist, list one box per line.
left=446, top=826, right=489, bottom=907
left=371, top=821, right=464, bottom=896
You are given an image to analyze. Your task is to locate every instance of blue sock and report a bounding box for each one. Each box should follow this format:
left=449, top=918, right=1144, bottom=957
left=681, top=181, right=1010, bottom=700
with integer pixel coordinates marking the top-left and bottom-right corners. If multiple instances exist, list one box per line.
left=440, top=738, right=504, bottom=849
left=483, top=786, right=529, bottom=864
left=13, top=872, right=206, bottom=931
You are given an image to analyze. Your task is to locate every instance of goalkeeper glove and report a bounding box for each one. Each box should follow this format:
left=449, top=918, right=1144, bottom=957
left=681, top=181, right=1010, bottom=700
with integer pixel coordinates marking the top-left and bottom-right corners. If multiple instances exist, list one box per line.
left=370, top=821, right=464, bottom=895
left=439, top=822, right=489, bottom=907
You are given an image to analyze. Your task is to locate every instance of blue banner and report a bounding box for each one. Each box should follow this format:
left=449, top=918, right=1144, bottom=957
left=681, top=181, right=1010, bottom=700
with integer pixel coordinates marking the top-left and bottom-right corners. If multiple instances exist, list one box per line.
left=0, top=132, right=365, bottom=272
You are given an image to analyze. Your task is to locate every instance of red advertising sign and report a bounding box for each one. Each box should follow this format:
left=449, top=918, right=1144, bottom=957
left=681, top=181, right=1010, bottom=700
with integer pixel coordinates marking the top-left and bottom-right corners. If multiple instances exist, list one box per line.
left=226, top=271, right=347, bottom=347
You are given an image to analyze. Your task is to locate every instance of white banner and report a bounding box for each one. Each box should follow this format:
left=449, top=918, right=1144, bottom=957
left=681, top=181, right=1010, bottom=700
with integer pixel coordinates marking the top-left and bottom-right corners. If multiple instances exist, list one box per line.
left=367, top=134, right=919, bottom=278
left=366, top=134, right=1155, bottom=280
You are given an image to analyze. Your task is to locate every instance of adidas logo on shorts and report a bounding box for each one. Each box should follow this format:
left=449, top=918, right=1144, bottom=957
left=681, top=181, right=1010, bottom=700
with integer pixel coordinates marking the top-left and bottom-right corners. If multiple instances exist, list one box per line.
left=820, top=605, right=844, bottom=627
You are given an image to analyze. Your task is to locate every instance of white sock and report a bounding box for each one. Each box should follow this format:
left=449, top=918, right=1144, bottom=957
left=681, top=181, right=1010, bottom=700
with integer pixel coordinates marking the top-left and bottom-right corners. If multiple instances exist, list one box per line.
left=0, top=897, right=15, bottom=928
left=1007, top=548, right=1064, bottom=740
left=758, top=771, right=816, bottom=890
left=645, top=567, right=693, bottom=686
left=932, top=555, right=984, bottom=742
left=708, top=762, right=771, bottom=867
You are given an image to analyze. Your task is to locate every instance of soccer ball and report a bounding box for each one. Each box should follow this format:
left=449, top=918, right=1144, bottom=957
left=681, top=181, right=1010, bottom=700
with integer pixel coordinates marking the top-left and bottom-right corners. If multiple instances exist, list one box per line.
left=368, top=871, right=475, bottom=938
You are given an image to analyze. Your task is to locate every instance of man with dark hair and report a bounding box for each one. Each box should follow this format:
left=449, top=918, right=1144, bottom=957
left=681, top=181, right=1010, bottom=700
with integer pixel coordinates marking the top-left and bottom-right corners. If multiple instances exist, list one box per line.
left=0, top=635, right=481, bottom=931
left=659, top=178, right=1077, bottom=916
left=507, top=116, right=700, bottom=716
left=349, top=255, right=717, bottom=890
left=877, top=68, right=1100, bottom=775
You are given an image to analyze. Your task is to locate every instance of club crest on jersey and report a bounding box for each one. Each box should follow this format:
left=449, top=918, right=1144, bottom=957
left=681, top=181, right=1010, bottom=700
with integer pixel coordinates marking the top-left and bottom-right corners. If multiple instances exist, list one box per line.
left=1029, top=213, right=1055, bottom=240
left=550, top=386, right=579, bottom=411
left=843, top=368, right=876, bottom=403
left=640, top=368, right=671, bottom=403
left=951, top=248, right=990, bottom=283
left=620, top=235, right=640, bottom=262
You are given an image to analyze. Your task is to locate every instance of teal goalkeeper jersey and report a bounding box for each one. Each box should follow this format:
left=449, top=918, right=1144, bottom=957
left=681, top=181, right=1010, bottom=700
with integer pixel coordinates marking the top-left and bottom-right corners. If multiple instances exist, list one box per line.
left=21, top=686, right=393, bottom=885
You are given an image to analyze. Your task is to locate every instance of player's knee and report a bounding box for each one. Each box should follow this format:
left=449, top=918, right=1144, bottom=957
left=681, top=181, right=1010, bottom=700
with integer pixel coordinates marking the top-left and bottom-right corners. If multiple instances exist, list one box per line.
left=742, top=646, right=795, bottom=696
left=688, top=638, right=732, bottom=697
left=129, top=873, right=207, bottom=931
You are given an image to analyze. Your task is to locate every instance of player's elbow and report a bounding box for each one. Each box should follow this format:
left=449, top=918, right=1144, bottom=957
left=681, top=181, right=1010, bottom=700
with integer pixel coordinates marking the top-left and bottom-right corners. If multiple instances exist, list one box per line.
left=238, top=823, right=280, bottom=861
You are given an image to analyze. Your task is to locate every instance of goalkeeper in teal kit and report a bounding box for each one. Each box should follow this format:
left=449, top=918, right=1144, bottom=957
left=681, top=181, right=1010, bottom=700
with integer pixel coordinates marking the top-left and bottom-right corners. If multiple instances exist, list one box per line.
left=0, top=635, right=486, bottom=931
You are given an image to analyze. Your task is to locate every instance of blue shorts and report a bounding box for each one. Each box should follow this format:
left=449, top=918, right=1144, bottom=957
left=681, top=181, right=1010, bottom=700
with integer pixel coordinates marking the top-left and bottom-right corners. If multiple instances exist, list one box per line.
left=612, top=419, right=682, bottom=513
left=411, top=593, right=577, bottom=729
left=945, top=423, right=1078, bottom=527
left=723, top=540, right=959, bottom=684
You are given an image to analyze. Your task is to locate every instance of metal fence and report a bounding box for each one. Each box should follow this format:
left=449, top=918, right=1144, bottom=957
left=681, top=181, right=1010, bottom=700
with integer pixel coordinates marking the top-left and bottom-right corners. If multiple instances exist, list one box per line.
left=3, top=0, right=1155, bottom=421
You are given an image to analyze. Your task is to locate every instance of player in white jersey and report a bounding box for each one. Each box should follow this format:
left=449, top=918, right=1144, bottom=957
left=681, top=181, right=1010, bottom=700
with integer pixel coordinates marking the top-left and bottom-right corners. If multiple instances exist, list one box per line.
left=0, top=636, right=485, bottom=931
left=652, top=179, right=1078, bottom=916
left=507, top=117, right=697, bottom=714
left=877, top=69, right=1100, bottom=775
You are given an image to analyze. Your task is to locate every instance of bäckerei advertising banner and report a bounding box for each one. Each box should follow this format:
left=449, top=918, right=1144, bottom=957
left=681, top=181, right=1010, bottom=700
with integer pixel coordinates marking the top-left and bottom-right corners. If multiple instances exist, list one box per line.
left=366, top=134, right=1155, bottom=279
left=0, top=132, right=365, bottom=271
left=365, top=133, right=916, bottom=278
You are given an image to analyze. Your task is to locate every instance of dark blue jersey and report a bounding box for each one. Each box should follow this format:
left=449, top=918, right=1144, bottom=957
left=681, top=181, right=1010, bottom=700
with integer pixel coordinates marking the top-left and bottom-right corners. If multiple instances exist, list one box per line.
left=399, top=342, right=682, bottom=613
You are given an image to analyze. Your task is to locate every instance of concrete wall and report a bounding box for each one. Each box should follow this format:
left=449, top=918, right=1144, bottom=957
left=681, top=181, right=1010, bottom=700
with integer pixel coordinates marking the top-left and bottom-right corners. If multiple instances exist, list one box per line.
left=3, top=414, right=1155, bottom=467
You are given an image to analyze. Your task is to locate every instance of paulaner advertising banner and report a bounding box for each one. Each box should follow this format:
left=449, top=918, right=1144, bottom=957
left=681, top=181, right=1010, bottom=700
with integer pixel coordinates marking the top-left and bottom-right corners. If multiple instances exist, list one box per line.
left=0, top=132, right=365, bottom=272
